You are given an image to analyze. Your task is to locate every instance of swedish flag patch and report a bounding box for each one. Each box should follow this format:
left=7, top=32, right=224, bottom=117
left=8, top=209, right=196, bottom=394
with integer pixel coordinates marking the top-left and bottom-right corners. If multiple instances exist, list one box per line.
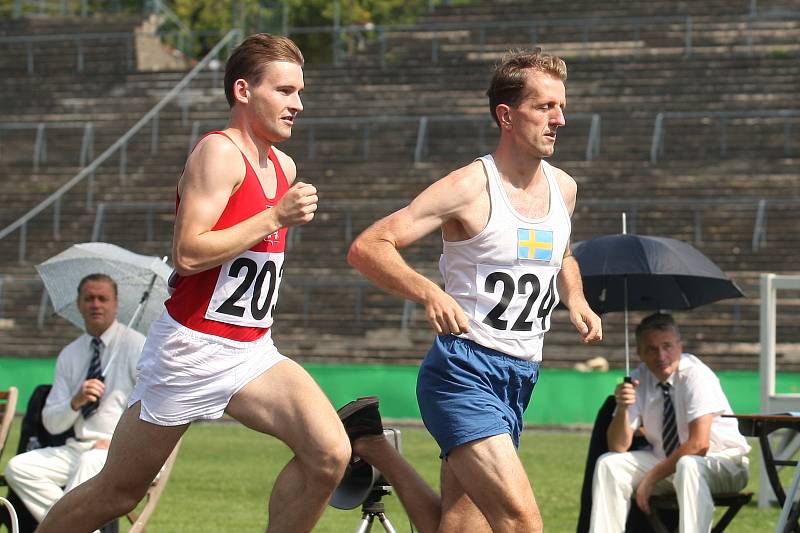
left=517, top=228, right=553, bottom=261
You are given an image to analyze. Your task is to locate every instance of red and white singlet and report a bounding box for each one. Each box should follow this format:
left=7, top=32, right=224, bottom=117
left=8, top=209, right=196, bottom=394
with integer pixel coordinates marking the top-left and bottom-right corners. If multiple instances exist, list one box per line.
left=165, top=131, right=289, bottom=342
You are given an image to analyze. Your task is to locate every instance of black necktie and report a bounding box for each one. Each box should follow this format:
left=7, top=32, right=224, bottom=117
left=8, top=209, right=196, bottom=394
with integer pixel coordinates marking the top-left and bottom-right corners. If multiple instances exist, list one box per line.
left=81, top=337, right=103, bottom=418
left=659, top=382, right=679, bottom=456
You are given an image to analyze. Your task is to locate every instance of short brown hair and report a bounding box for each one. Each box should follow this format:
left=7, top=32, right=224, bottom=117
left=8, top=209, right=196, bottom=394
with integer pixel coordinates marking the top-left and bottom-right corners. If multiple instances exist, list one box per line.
left=224, top=33, right=304, bottom=108
left=635, top=313, right=681, bottom=346
left=486, top=48, right=567, bottom=126
left=77, top=273, right=118, bottom=298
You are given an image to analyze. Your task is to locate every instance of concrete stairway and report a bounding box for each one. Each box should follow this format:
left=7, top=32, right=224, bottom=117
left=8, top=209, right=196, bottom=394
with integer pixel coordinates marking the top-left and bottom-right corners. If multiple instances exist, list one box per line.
left=0, top=3, right=798, bottom=370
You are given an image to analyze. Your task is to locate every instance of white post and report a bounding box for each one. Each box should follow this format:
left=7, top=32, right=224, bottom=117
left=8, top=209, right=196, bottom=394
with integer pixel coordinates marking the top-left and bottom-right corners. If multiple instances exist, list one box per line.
left=758, top=273, right=800, bottom=508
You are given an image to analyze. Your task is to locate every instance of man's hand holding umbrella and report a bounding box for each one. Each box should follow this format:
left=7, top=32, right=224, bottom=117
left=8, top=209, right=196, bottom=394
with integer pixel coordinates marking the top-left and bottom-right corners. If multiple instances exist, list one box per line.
left=70, top=379, right=105, bottom=413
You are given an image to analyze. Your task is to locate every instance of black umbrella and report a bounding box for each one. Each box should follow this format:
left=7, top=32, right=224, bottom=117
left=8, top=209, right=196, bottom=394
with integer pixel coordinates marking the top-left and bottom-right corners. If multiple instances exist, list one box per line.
left=572, top=233, right=744, bottom=375
left=573, top=234, right=744, bottom=315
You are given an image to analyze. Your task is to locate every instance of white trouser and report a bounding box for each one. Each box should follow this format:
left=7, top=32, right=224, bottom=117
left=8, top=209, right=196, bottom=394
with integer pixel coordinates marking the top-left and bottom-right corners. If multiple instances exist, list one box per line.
left=589, top=450, right=749, bottom=533
left=3, top=439, right=107, bottom=522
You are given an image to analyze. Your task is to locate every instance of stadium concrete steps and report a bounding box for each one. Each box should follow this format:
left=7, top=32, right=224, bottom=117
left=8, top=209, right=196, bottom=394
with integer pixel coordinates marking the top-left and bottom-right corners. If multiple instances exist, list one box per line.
left=1, top=4, right=799, bottom=366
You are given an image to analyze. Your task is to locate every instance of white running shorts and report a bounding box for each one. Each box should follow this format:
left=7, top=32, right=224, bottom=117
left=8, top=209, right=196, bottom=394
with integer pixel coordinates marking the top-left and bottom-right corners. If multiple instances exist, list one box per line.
left=128, top=311, right=287, bottom=426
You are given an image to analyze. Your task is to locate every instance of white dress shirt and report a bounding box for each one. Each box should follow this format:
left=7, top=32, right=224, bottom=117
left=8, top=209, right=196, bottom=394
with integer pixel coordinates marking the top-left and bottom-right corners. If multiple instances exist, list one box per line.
left=42, top=320, right=145, bottom=442
left=626, top=353, right=750, bottom=459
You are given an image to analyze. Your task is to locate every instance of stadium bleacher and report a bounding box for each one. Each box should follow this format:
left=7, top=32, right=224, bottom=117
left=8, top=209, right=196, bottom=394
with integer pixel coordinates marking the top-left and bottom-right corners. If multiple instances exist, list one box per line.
left=0, top=0, right=798, bottom=371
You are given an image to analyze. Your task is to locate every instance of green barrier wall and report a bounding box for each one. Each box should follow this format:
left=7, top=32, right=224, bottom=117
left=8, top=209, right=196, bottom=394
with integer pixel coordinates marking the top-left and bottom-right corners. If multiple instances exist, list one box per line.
left=2, top=358, right=798, bottom=424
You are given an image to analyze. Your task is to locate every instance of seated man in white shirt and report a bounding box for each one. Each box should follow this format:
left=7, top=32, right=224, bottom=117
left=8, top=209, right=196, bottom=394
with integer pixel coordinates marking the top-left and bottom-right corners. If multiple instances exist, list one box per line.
left=4, top=273, right=145, bottom=524
left=589, top=312, right=750, bottom=533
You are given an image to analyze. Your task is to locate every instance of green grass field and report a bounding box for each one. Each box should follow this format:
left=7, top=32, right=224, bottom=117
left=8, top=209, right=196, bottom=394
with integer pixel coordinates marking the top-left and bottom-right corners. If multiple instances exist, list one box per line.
left=0, top=419, right=792, bottom=532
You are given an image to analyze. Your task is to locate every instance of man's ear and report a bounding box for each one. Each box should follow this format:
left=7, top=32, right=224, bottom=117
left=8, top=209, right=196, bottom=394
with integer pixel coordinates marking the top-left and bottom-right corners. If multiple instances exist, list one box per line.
left=232, top=78, right=249, bottom=105
left=495, top=104, right=512, bottom=129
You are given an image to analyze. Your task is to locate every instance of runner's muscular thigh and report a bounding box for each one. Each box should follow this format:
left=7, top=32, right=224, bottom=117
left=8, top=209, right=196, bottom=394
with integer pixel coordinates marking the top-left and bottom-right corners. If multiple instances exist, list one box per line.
left=447, top=434, right=533, bottom=498
left=225, top=360, right=343, bottom=448
left=99, top=403, right=187, bottom=492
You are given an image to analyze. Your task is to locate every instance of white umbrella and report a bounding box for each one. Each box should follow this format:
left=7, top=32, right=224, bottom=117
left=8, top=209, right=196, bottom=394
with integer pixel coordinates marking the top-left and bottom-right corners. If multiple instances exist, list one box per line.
left=36, top=243, right=171, bottom=372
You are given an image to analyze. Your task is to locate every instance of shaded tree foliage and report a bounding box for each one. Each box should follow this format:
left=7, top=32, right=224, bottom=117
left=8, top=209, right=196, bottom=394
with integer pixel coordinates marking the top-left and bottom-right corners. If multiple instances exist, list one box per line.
left=168, top=0, right=456, bottom=61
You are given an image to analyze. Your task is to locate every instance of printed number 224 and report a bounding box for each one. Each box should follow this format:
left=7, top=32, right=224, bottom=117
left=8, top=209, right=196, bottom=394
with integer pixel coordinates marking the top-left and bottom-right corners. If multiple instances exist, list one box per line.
left=482, top=272, right=557, bottom=331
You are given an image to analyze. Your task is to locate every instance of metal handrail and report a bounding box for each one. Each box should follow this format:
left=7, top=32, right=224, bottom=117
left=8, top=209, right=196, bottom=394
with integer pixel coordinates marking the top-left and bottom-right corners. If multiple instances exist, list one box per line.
left=650, top=109, right=800, bottom=163
left=189, top=113, right=600, bottom=164
left=147, top=0, right=191, bottom=36
left=288, top=14, right=691, bottom=35
left=0, top=31, right=136, bottom=44
left=286, top=15, right=694, bottom=63
left=0, top=31, right=136, bottom=74
left=315, top=196, right=800, bottom=252
left=753, top=198, right=768, bottom=251
left=0, top=122, right=93, bottom=170
left=91, top=201, right=172, bottom=241
left=86, top=195, right=799, bottom=262
left=0, top=29, right=242, bottom=264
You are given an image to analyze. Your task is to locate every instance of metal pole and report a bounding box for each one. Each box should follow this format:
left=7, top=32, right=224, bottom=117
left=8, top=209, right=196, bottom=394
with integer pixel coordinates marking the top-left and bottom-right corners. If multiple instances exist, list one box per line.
left=622, top=213, right=630, bottom=377
left=414, top=116, right=429, bottom=164
left=151, top=113, right=160, bottom=154
left=53, top=196, right=61, bottom=239
left=18, top=222, right=27, bottom=264
left=684, top=16, right=692, bottom=58
left=333, top=0, right=341, bottom=65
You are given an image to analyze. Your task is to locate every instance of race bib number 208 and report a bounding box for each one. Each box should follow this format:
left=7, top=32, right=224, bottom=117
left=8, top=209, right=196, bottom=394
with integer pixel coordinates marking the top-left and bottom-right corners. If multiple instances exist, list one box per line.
left=205, top=250, right=284, bottom=328
left=475, top=264, right=559, bottom=338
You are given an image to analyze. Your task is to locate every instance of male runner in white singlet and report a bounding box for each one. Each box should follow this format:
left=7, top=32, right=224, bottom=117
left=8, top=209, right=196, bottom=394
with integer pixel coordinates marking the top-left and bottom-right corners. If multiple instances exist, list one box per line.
left=37, top=34, right=350, bottom=533
left=348, top=49, right=602, bottom=532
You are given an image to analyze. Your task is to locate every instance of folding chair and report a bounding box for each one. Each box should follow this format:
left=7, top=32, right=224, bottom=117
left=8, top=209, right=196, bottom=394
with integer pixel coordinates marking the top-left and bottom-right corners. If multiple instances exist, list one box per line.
left=644, top=491, right=753, bottom=533
left=0, top=387, right=19, bottom=533
left=0, top=388, right=18, bottom=463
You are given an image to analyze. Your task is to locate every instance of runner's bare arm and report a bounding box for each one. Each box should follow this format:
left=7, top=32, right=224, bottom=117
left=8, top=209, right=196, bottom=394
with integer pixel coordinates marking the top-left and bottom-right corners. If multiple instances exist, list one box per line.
left=173, top=136, right=317, bottom=276
left=348, top=162, right=485, bottom=334
left=551, top=166, right=602, bottom=343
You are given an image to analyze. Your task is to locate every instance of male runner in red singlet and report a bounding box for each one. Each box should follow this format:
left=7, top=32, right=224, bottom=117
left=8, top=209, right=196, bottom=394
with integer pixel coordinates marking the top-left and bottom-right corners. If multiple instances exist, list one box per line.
left=37, top=34, right=350, bottom=533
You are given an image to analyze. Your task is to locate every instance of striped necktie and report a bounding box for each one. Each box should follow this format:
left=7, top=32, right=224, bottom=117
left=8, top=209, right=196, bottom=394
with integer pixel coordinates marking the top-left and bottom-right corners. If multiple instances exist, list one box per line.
left=658, top=382, right=679, bottom=456
left=81, top=337, right=103, bottom=418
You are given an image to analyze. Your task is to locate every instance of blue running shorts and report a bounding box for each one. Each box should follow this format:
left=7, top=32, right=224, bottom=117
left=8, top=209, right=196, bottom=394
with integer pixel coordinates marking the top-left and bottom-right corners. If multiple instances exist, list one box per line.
left=416, top=335, right=540, bottom=457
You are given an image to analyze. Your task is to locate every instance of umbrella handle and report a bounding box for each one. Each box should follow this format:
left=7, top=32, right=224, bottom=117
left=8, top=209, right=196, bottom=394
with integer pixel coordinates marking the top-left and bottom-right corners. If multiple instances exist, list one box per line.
left=101, top=272, right=160, bottom=378
left=624, top=376, right=633, bottom=384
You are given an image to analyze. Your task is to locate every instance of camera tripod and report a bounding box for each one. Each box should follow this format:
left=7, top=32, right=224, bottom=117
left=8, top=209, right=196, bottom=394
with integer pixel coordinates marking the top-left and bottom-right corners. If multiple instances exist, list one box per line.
left=355, top=478, right=397, bottom=533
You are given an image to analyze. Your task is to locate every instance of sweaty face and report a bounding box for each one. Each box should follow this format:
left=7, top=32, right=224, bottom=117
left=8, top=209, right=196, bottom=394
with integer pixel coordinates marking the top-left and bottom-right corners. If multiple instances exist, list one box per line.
left=507, top=70, right=566, bottom=158
left=637, top=328, right=683, bottom=382
left=77, top=280, right=118, bottom=337
left=247, top=61, right=304, bottom=143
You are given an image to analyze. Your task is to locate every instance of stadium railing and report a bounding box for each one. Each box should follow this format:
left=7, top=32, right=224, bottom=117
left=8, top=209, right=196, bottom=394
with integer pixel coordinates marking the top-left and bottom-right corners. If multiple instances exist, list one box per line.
left=650, top=109, right=800, bottom=164
left=90, top=201, right=172, bottom=242
left=189, top=113, right=601, bottom=165
left=0, top=32, right=136, bottom=74
left=0, top=29, right=242, bottom=265
left=0, top=122, right=94, bottom=172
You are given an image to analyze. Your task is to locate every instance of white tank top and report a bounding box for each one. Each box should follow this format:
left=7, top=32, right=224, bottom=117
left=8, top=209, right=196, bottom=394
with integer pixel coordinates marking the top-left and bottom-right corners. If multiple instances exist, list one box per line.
left=440, top=155, right=571, bottom=361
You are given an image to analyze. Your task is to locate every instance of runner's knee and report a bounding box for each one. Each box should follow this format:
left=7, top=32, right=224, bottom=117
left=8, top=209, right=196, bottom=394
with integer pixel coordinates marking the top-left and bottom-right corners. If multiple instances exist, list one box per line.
left=88, top=470, right=154, bottom=516
left=305, top=438, right=350, bottom=486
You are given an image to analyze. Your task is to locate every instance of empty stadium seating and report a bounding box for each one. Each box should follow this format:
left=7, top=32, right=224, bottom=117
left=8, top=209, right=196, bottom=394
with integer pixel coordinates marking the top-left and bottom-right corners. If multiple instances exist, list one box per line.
left=0, top=0, right=798, bottom=371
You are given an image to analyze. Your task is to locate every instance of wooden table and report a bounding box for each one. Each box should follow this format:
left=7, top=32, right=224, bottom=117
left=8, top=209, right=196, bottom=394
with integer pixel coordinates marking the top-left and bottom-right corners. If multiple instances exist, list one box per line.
left=725, top=414, right=800, bottom=533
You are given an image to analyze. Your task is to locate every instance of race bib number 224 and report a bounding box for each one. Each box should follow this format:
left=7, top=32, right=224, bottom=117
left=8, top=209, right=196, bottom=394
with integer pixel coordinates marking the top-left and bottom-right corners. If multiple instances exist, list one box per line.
left=475, top=264, right=559, bottom=338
